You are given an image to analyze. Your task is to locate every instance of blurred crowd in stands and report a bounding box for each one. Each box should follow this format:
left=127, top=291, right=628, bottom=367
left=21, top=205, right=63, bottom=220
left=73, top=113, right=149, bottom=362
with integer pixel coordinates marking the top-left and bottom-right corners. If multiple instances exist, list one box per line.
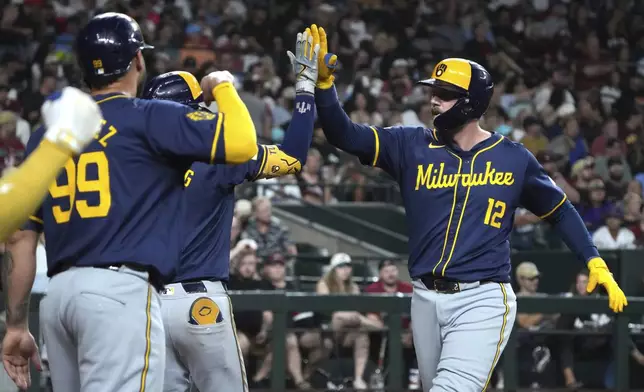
left=3, top=0, right=644, bottom=390
left=2, top=0, right=644, bottom=246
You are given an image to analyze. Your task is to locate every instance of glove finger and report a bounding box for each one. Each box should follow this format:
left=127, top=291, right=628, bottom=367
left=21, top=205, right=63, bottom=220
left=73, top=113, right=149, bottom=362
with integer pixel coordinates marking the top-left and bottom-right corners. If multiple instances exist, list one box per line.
left=311, top=24, right=320, bottom=49
left=306, top=32, right=314, bottom=60
left=312, top=43, right=321, bottom=64
left=324, top=53, right=338, bottom=70
left=319, top=26, right=328, bottom=54
left=286, top=51, right=296, bottom=67
left=295, top=32, right=303, bottom=59
left=302, top=30, right=311, bottom=62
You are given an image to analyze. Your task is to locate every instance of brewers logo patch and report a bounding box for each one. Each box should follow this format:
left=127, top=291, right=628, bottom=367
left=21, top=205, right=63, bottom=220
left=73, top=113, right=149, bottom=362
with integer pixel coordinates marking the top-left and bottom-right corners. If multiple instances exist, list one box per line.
left=435, top=63, right=447, bottom=77
left=189, top=297, right=224, bottom=325
left=186, top=111, right=216, bottom=122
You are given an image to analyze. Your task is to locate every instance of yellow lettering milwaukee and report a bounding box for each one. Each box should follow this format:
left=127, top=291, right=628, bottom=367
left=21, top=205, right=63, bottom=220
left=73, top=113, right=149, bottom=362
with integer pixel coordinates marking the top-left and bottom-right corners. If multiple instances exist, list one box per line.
left=415, top=161, right=514, bottom=191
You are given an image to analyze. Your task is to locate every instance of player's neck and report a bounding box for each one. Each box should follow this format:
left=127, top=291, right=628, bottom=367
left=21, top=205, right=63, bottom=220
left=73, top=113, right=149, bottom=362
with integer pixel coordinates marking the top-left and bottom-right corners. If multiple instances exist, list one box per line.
left=91, top=80, right=137, bottom=98
left=452, top=123, right=492, bottom=151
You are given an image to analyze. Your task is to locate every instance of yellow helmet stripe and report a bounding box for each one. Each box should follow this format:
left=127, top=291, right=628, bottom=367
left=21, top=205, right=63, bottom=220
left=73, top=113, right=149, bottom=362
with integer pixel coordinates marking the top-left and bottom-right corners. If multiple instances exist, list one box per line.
left=174, top=71, right=203, bottom=100
left=431, top=58, right=472, bottom=91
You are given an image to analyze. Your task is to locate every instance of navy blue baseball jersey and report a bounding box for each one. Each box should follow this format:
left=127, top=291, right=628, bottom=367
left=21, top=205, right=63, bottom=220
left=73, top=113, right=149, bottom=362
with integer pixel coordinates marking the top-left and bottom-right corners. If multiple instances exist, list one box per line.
left=178, top=154, right=263, bottom=282
left=176, top=94, right=315, bottom=283
left=315, top=87, right=571, bottom=283
left=24, top=92, right=251, bottom=281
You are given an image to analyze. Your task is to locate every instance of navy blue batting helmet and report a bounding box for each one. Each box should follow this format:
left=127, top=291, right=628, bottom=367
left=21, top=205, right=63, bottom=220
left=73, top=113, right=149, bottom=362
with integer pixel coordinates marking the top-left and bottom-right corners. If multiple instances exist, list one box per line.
left=141, top=71, right=204, bottom=109
left=418, top=58, right=494, bottom=132
left=76, top=12, right=154, bottom=87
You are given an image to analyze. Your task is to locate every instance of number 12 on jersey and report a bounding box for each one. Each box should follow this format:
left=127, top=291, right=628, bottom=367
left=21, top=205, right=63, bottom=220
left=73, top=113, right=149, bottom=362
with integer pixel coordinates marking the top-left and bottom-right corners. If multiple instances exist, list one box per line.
left=484, top=198, right=506, bottom=229
left=50, top=151, right=112, bottom=224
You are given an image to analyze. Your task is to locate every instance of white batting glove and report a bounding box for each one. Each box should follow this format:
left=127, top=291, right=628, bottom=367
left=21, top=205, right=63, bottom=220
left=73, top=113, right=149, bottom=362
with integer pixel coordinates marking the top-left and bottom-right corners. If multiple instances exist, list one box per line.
left=287, top=30, right=320, bottom=95
left=42, top=87, right=104, bottom=154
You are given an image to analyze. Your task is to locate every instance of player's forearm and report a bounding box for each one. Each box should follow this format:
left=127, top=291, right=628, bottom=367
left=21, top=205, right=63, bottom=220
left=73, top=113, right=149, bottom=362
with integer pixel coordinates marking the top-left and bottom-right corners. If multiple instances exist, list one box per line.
left=315, top=86, right=377, bottom=158
left=3, top=230, right=38, bottom=328
left=545, top=200, right=600, bottom=263
left=212, top=82, right=259, bottom=164
left=280, top=94, right=316, bottom=164
left=0, top=141, right=71, bottom=242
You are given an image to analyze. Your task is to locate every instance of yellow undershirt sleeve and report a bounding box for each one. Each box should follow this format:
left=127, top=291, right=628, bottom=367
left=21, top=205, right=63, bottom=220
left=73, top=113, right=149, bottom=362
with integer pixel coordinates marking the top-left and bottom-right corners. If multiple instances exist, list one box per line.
left=212, top=82, right=259, bottom=164
left=0, top=140, right=71, bottom=241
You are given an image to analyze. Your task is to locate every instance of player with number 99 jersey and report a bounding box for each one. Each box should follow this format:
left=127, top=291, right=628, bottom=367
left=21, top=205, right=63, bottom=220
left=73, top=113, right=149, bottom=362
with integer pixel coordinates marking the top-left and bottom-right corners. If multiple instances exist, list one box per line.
left=23, top=90, right=257, bottom=283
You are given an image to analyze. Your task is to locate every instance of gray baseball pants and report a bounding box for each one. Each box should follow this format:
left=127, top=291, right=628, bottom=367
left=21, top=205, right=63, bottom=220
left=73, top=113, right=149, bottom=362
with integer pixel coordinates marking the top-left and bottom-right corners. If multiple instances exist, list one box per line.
left=160, top=280, right=247, bottom=392
left=411, top=280, right=517, bottom=392
left=40, top=266, right=165, bottom=392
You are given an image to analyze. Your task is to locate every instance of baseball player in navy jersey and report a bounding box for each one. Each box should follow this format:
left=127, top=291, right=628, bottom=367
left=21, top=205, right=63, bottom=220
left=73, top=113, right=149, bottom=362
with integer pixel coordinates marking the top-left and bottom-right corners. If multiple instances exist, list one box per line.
left=306, top=24, right=628, bottom=392
left=2, top=12, right=258, bottom=392
left=140, top=31, right=319, bottom=392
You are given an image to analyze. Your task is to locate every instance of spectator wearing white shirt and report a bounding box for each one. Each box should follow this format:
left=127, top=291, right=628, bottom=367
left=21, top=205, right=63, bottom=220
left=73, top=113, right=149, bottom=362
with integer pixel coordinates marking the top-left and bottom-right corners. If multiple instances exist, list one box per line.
left=592, top=206, right=636, bottom=250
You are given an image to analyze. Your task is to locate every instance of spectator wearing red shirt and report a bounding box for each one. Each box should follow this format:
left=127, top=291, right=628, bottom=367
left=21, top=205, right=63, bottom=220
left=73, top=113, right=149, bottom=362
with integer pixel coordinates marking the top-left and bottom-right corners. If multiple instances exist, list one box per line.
left=365, top=260, right=412, bottom=328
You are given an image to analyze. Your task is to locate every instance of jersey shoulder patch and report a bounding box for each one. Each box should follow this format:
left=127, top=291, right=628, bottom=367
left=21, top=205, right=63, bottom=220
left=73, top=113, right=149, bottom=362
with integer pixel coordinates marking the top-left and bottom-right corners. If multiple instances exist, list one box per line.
left=186, top=111, right=216, bottom=121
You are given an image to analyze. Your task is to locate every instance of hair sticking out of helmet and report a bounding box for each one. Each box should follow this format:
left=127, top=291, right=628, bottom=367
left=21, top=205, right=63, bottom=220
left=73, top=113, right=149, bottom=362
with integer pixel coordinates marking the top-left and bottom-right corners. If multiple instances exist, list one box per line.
left=417, top=58, right=494, bottom=136
left=76, top=13, right=154, bottom=89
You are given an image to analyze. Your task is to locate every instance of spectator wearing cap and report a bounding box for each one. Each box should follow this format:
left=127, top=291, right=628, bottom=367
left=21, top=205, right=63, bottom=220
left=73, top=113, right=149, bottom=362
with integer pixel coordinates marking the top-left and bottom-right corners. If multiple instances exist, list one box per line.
left=577, top=178, right=614, bottom=233
left=316, top=253, right=380, bottom=390
left=515, top=262, right=558, bottom=388
left=594, top=137, right=633, bottom=184
left=537, top=151, right=580, bottom=204
left=364, top=260, right=416, bottom=388
left=520, top=116, right=549, bottom=156
left=591, top=206, right=636, bottom=249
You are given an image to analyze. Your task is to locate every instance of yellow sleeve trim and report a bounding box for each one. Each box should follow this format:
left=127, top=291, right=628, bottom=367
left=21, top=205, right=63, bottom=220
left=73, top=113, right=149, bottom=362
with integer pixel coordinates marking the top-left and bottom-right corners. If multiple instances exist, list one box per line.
left=253, top=145, right=268, bottom=180
left=482, top=283, right=510, bottom=390
left=209, top=113, right=224, bottom=164
left=138, top=286, right=152, bottom=392
left=538, top=194, right=567, bottom=219
left=29, top=215, right=43, bottom=224
left=369, top=126, right=380, bottom=167
left=95, top=94, right=128, bottom=104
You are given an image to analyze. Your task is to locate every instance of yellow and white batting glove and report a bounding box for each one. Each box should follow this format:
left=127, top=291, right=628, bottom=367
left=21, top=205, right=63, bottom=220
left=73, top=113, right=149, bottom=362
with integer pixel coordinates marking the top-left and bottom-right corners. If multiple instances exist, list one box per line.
left=309, top=24, right=338, bottom=89
left=41, top=87, right=104, bottom=154
left=586, top=257, right=628, bottom=313
left=286, top=30, right=320, bottom=95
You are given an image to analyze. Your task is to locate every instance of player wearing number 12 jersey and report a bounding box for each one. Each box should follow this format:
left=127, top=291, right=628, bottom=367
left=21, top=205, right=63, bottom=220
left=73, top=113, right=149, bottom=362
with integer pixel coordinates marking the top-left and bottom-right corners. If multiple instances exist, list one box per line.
left=4, top=12, right=258, bottom=392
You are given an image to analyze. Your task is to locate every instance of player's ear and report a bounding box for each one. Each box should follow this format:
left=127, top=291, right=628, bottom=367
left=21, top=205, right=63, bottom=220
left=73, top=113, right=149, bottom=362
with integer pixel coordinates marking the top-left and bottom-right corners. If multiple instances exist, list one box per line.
left=134, top=51, right=145, bottom=73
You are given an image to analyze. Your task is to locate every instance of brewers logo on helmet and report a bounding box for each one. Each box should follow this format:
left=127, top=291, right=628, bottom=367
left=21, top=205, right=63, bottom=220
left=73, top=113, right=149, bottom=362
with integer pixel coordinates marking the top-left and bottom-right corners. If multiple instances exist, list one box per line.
left=189, top=297, right=224, bottom=325
left=418, top=58, right=494, bottom=133
left=142, top=71, right=206, bottom=110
